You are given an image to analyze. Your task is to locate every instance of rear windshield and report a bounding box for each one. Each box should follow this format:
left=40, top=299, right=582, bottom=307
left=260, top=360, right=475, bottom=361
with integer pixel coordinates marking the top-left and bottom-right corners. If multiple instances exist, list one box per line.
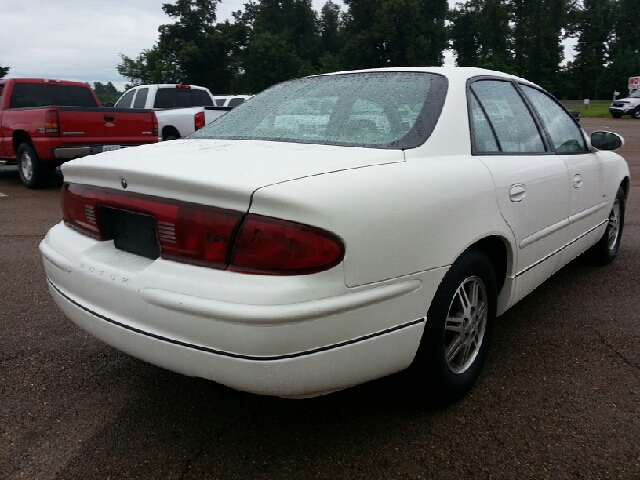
left=154, top=88, right=214, bottom=108
left=190, top=72, right=448, bottom=149
left=9, top=83, right=98, bottom=108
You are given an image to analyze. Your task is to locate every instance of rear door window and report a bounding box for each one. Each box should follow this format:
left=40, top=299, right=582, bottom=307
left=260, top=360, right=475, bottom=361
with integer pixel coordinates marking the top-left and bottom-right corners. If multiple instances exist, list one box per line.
left=115, top=89, right=136, bottom=108
left=469, top=80, right=546, bottom=154
left=133, top=88, right=149, bottom=109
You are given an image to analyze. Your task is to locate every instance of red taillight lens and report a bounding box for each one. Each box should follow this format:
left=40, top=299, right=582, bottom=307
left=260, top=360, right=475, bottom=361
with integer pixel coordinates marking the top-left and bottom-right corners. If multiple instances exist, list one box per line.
left=231, top=215, right=344, bottom=274
left=60, top=184, right=101, bottom=238
left=152, top=112, right=158, bottom=137
left=194, top=111, right=206, bottom=131
left=60, top=184, right=344, bottom=275
left=45, top=109, right=59, bottom=136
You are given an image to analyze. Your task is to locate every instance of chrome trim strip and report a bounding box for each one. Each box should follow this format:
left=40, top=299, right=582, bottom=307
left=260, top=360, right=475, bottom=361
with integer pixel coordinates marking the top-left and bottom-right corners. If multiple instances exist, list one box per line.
left=46, top=277, right=425, bottom=361
left=515, top=220, right=607, bottom=278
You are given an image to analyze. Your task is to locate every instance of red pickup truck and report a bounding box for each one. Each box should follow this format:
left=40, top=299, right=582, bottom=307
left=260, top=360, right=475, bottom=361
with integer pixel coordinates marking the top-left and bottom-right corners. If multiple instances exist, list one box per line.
left=0, top=78, right=158, bottom=188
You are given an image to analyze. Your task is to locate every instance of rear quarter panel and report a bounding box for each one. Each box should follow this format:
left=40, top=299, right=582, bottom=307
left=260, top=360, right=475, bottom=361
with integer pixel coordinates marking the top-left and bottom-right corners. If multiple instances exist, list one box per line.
left=250, top=156, right=512, bottom=288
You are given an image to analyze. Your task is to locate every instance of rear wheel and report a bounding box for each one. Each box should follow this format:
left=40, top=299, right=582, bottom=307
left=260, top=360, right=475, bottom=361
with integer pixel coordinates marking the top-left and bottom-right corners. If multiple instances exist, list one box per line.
left=17, top=143, right=52, bottom=189
left=413, top=248, right=497, bottom=406
left=632, top=109, right=640, bottom=120
left=589, top=187, right=625, bottom=264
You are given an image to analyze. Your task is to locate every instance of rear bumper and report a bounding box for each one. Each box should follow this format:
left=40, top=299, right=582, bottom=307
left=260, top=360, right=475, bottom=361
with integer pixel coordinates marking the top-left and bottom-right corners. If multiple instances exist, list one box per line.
left=40, top=223, right=445, bottom=397
left=52, top=144, right=135, bottom=160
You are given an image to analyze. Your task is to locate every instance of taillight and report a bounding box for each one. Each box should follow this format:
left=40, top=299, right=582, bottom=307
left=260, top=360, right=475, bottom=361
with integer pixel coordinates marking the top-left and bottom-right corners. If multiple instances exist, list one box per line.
left=194, top=111, right=206, bottom=131
left=45, top=109, right=59, bottom=136
left=60, top=184, right=344, bottom=275
left=231, top=215, right=344, bottom=274
left=152, top=112, right=158, bottom=137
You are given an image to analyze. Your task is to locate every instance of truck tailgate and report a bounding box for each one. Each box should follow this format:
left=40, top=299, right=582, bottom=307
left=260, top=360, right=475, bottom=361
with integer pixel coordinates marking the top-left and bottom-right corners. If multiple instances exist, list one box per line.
left=57, top=107, right=155, bottom=143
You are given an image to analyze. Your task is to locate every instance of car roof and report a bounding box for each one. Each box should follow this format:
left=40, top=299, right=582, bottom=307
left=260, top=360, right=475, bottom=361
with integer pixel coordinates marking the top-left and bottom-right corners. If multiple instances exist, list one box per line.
left=323, top=66, right=536, bottom=87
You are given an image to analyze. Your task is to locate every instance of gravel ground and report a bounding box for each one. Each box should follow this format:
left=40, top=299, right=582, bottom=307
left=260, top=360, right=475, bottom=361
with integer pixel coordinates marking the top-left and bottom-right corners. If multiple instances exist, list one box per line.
left=1, top=118, right=638, bottom=479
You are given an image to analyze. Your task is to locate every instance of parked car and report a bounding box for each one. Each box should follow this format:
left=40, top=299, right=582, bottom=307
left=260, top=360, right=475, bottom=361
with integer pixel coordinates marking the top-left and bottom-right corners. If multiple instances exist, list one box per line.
left=609, top=89, right=640, bottom=119
left=41, top=68, right=630, bottom=404
left=0, top=78, right=158, bottom=188
left=211, top=94, right=253, bottom=108
left=113, top=84, right=246, bottom=141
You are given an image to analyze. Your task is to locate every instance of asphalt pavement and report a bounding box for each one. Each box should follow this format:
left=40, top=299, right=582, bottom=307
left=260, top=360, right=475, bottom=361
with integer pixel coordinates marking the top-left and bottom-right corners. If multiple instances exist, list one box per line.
left=1, top=118, right=638, bottom=479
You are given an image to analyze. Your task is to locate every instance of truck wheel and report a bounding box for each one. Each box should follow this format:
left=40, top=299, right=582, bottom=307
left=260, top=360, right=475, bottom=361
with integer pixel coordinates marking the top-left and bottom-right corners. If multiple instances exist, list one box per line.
left=632, top=109, right=640, bottom=120
left=412, top=248, right=497, bottom=406
left=17, top=143, right=52, bottom=189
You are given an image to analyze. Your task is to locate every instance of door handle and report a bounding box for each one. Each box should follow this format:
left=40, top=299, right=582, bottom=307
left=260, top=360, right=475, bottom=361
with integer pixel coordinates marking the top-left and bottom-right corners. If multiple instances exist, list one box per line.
left=509, top=184, right=526, bottom=202
left=573, top=174, right=583, bottom=188
left=104, top=115, right=115, bottom=121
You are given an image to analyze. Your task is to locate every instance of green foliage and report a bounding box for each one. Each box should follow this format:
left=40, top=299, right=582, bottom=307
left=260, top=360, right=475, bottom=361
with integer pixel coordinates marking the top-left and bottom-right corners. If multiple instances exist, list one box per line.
left=0, top=64, right=9, bottom=79
left=449, top=0, right=514, bottom=72
left=341, top=0, right=448, bottom=68
left=115, top=0, right=639, bottom=98
left=93, top=82, right=123, bottom=105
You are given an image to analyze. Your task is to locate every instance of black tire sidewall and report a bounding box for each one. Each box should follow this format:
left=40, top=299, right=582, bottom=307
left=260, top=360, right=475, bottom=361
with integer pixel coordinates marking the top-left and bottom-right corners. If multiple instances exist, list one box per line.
left=415, top=248, right=498, bottom=405
left=592, top=187, right=625, bottom=264
left=17, top=143, right=50, bottom=189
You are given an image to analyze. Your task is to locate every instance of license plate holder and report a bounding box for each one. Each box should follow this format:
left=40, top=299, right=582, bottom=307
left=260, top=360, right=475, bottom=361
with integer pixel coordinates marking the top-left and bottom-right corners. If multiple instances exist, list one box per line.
left=103, top=145, right=121, bottom=152
left=101, top=208, right=160, bottom=259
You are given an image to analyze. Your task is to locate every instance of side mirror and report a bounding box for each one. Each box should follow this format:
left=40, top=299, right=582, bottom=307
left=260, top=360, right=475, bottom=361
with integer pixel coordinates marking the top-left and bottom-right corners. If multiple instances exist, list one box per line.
left=591, top=131, right=624, bottom=151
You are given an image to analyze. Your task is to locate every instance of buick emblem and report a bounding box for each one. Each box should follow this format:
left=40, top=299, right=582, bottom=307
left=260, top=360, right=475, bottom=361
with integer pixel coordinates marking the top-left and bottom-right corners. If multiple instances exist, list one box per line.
left=121, top=178, right=128, bottom=189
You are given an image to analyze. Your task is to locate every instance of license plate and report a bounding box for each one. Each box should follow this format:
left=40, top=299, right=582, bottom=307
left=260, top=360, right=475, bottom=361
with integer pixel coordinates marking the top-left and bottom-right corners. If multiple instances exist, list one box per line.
left=103, top=145, right=121, bottom=152
left=100, top=208, right=160, bottom=260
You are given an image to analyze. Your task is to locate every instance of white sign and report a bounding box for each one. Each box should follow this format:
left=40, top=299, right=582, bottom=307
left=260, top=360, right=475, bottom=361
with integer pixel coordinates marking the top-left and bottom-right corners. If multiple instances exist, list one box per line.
left=630, top=76, right=640, bottom=91
left=584, top=99, right=590, bottom=105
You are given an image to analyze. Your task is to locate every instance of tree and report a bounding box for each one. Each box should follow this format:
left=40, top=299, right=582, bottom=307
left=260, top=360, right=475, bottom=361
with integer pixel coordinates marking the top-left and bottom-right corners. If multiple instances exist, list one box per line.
left=509, top=0, right=571, bottom=92
left=242, top=0, right=321, bottom=91
left=340, top=0, right=448, bottom=69
left=118, top=0, right=252, bottom=93
left=0, top=64, right=9, bottom=79
left=566, top=0, right=615, bottom=99
left=93, top=82, right=123, bottom=105
left=450, top=0, right=514, bottom=72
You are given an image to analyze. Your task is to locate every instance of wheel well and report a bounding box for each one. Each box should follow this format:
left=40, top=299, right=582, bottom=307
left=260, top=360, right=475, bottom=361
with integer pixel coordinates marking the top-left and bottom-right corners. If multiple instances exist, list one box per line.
left=162, top=126, right=180, bottom=140
left=621, top=177, right=630, bottom=200
left=471, top=236, right=508, bottom=293
left=13, top=131, right=31, bottom=154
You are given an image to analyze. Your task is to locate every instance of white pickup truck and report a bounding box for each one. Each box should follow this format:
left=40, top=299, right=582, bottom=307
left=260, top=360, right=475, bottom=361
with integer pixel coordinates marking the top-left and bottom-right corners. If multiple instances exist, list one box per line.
left=113, top=84, right=251, bottom=140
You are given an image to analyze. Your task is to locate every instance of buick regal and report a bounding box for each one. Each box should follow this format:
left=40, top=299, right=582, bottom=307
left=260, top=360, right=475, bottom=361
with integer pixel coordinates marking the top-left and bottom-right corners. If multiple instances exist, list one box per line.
left=40, top=68, right=630, bottom=404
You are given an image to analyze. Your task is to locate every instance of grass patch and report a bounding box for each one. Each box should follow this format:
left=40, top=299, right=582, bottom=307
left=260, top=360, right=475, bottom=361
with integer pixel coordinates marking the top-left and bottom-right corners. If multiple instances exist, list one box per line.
left=561, top=100, right=612, bottom=118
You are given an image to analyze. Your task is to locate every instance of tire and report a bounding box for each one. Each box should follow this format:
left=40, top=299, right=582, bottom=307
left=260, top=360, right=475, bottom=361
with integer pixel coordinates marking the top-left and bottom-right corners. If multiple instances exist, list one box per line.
left=632, top=109, right=640, bottom=120
left=17, top=143, right=52, bottom=189
left=611, top=113, right=622, bottom=119
left=413, top=248, right=497, bottom=406
left=589, top=187, right=625, bottom=264
left=164, top=135, right=179, bottom=141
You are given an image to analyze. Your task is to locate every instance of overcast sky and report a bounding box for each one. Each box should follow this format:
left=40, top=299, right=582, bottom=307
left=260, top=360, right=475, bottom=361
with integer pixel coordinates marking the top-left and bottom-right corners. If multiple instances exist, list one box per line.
left=1, top=0, right=573, bottom=91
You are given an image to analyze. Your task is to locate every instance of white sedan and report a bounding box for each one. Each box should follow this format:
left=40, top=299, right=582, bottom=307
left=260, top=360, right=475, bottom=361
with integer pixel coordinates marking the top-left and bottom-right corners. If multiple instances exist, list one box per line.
left=40, top=68, right=630, bottom=404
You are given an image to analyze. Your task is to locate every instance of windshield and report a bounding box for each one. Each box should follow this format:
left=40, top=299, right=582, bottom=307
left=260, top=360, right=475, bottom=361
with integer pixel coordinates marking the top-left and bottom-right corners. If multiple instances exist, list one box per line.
left=630, top=90, right=640, bottom=98
left=190, top=72, right=448, bottom=149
